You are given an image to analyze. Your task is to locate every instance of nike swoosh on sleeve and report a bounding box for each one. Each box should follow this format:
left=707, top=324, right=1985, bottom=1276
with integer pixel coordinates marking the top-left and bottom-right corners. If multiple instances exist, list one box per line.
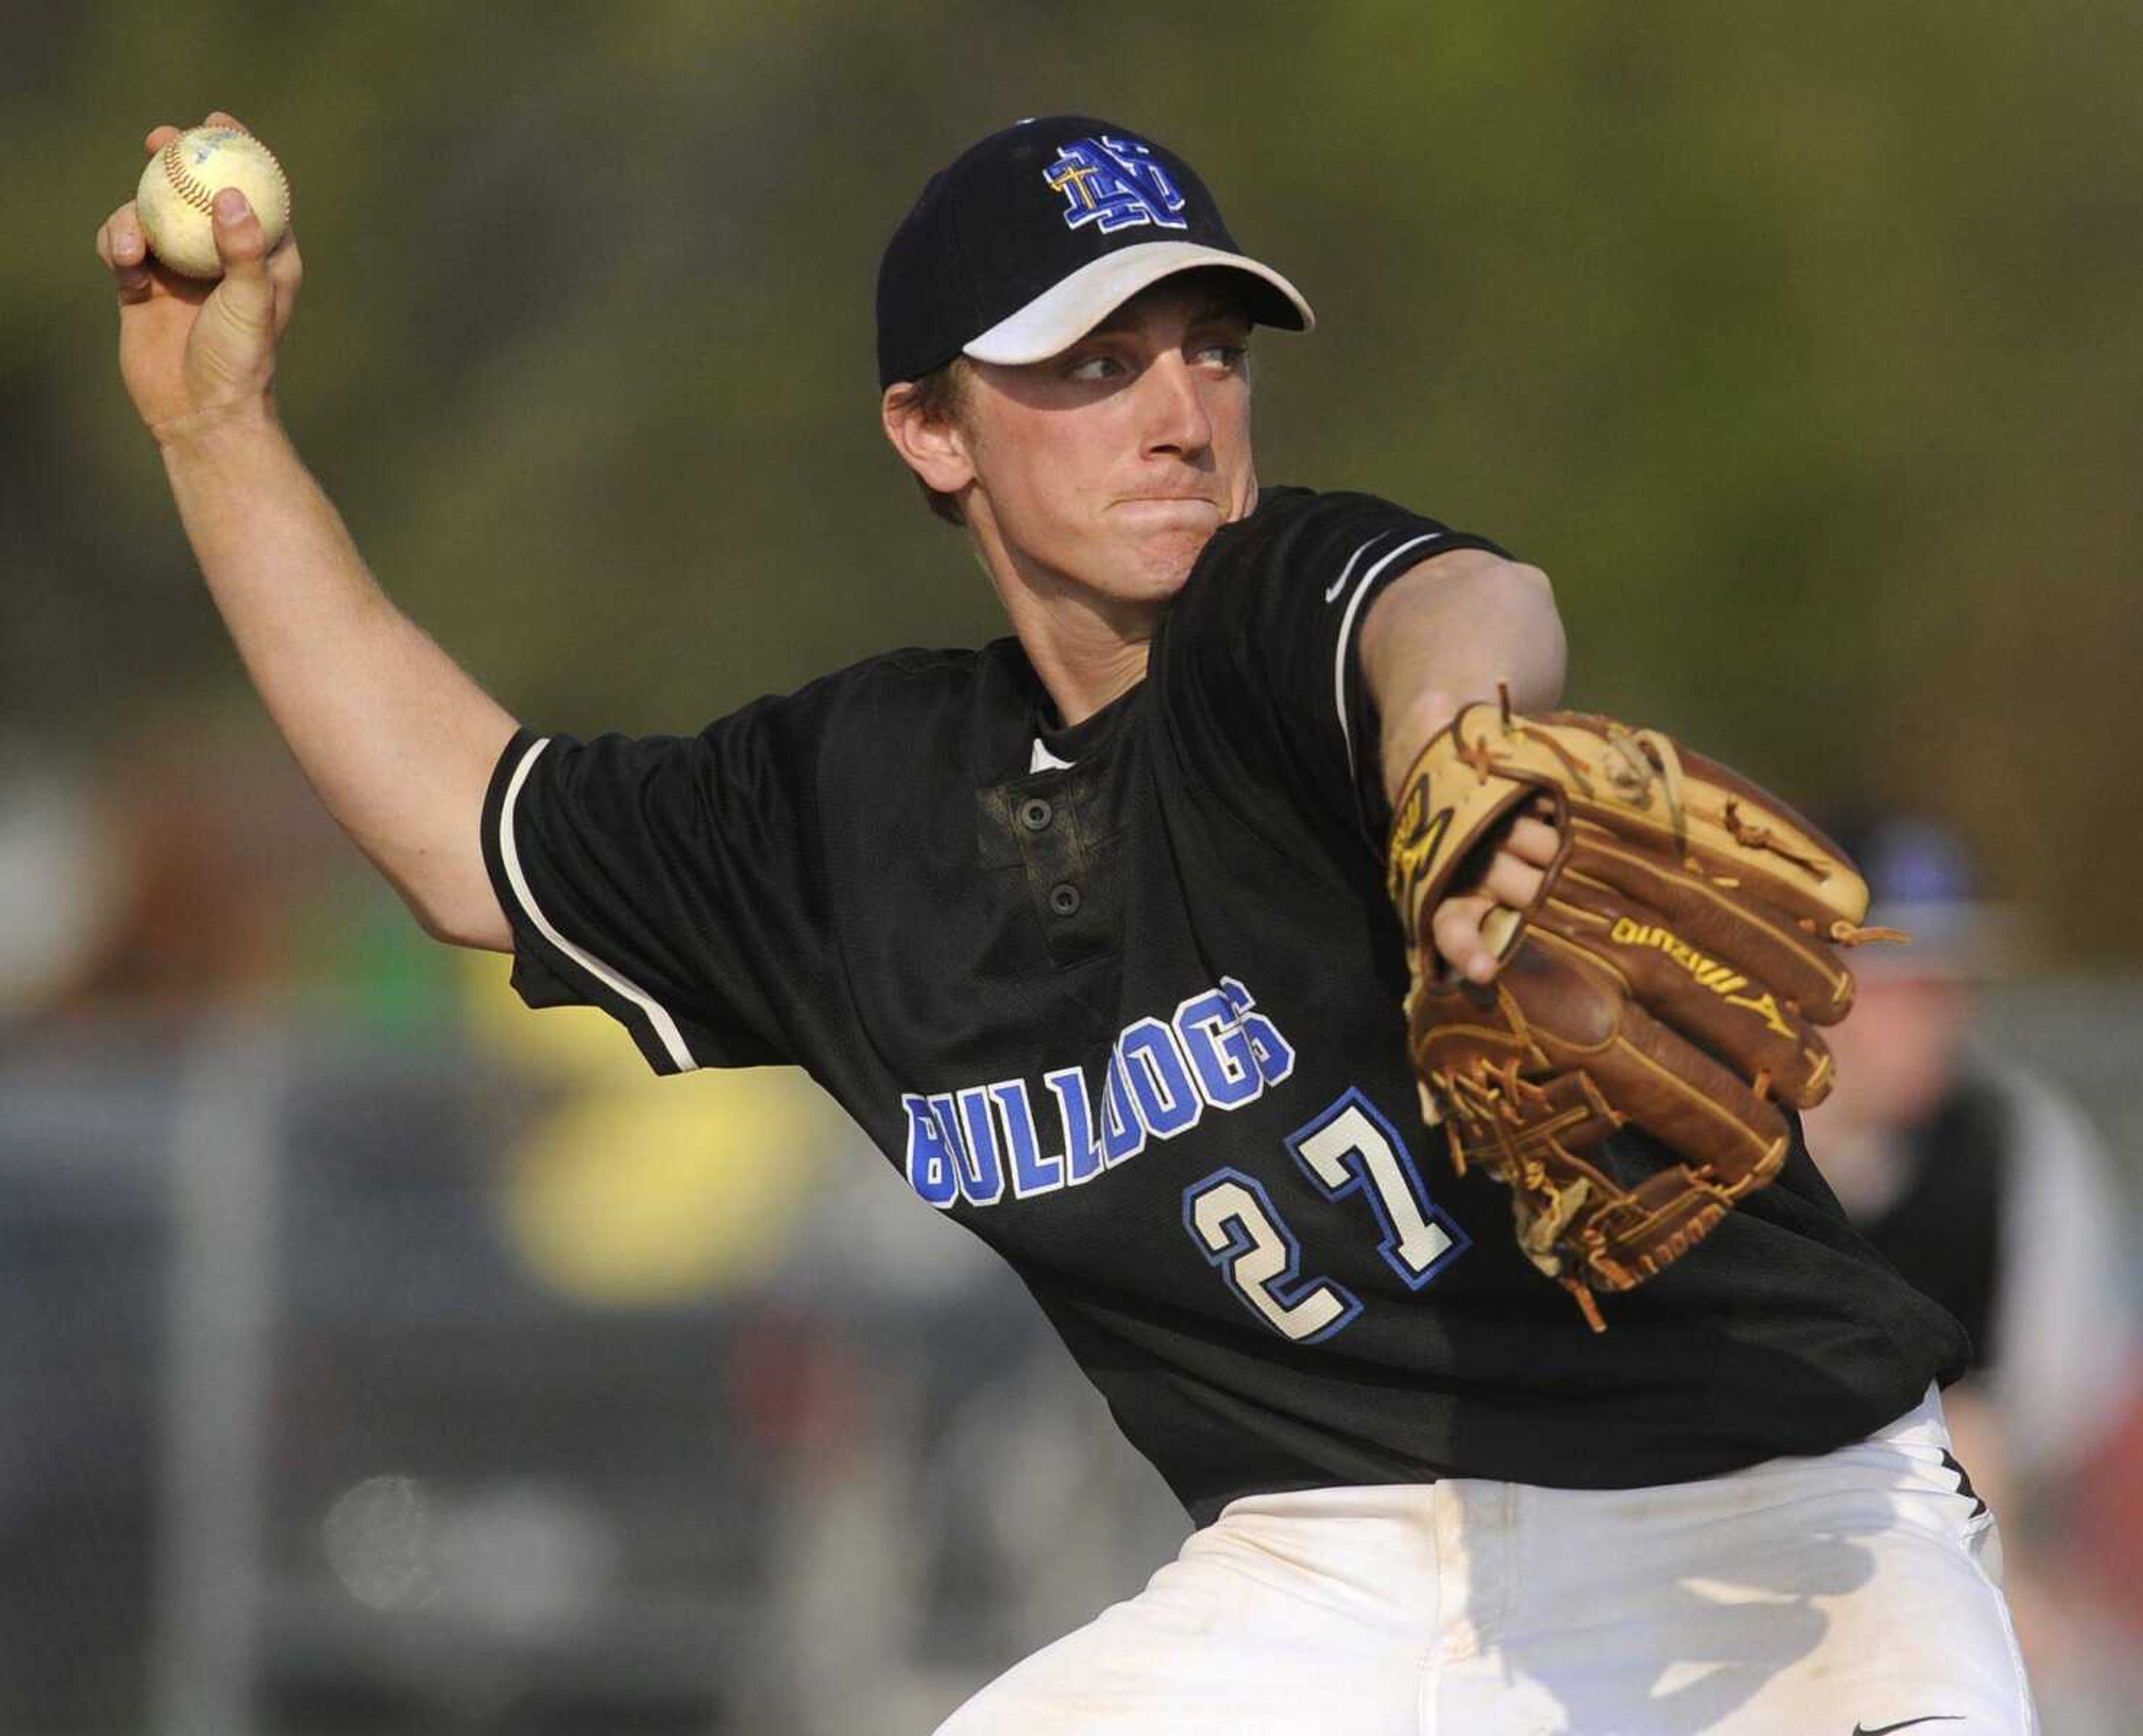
left=1325, top=529, right=1445, bottom=602
left=1324, top=533, right=1390, bottom=603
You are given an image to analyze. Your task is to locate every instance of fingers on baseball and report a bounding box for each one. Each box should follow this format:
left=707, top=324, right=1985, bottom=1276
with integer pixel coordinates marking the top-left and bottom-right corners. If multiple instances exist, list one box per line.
left=213, top=186, right=262, bottom=246
left=97, top=204, right=155, bottom=299
left=212, top=193, right=298, bottom=298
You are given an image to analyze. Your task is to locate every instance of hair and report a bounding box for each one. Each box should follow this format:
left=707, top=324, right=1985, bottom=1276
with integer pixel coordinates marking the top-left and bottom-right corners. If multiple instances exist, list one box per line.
left=893, top=355, right=975, bottom=528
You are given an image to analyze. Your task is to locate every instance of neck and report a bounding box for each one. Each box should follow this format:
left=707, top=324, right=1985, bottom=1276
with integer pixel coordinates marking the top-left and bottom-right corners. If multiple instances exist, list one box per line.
left=969, top=533, right=1158, bottom=729
left=1017, top=600, right=1154, bottom=727
left=1804, top=1116, right=1911, bottom=1219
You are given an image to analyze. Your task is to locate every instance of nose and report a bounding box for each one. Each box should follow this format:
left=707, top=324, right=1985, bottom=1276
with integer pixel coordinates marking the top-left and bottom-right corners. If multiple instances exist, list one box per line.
left=1137, top=351, right=1213, bottom=461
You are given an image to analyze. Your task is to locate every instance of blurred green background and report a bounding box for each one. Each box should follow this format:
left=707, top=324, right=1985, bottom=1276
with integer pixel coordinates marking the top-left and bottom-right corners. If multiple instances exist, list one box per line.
left=9, top=1, right=2140, bottom=959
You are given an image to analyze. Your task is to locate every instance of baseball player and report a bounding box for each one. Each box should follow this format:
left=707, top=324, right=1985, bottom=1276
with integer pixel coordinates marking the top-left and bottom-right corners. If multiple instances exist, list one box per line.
left=99, top=112, right=2037, bottom=1732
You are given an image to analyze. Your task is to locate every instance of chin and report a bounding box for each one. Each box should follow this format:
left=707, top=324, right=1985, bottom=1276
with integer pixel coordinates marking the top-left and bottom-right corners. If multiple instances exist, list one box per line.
left=1122, top=526, right=1220, bottom=597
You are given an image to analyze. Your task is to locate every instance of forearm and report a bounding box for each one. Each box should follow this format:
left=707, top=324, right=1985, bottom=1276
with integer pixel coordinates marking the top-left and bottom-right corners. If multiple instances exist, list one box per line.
left=161, top=406, right=517, bottom=946
left=1359, top=551, right=1567, bottom=804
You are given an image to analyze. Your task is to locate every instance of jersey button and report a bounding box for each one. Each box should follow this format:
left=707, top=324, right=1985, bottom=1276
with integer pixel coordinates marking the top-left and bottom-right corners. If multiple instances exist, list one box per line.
left=1048, top=881, right=1082, bottom=917
left=1019, top=796, right=1055, bottom=832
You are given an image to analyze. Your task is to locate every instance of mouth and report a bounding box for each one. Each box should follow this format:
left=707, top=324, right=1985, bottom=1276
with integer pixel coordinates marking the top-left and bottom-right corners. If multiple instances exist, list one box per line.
left=1111, top=495, right=1223, bottom=518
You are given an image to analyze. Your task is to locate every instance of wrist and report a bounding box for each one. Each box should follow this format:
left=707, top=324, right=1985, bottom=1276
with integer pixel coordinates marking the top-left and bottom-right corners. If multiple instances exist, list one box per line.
left=152, top=393, right=281, bottom=458
left=1380, top=690, right=1465, bottom=807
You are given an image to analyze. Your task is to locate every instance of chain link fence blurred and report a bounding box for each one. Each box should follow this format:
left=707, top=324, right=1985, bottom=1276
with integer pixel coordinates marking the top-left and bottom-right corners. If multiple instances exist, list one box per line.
left=0, top=1017, right=1190, bottom=1734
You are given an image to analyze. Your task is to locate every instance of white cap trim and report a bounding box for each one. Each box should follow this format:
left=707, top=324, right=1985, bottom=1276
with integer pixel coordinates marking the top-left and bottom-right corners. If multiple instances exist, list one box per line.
left=963, top=241, right=1315, bottom=366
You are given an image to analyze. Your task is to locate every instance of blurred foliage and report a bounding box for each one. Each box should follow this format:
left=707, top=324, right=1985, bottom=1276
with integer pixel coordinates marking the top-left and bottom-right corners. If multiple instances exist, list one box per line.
left=7, top=1, right=2140, bottom=958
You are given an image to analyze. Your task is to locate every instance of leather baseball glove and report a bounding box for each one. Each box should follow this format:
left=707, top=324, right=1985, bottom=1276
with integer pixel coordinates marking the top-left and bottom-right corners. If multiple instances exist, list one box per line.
left=1386, top=699, right=1896, bottom=1330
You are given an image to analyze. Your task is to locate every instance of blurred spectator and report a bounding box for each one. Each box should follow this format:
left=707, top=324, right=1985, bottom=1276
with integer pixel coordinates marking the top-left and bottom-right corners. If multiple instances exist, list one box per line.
left=1808, top=814, right=2142, bottom=1727
left=52, top=719, right=348, bottom=1019
left=7, top=716, right=458, bottom=1038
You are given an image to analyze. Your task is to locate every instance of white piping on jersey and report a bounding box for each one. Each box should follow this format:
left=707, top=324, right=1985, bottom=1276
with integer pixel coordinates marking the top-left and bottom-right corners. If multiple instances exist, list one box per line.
left=497, top=737, right=701, bottom=1074
left=1332, top=531, right=1447, bottom=777
left=1030, top=739, right=1077, bottom=774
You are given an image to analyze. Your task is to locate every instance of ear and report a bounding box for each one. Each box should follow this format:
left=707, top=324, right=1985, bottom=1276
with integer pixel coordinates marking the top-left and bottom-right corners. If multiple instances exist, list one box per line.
left=881, top=383, right=977, bottom=497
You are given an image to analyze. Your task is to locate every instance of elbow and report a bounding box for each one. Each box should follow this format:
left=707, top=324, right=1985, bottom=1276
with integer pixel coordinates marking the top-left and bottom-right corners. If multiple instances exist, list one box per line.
left=414, top=889, right=515, bottom=954
left=1364, top=552, right=1569, bottom=794
left=1519, top=563, right=1568, bottom=712
left=411, top=897, right=514, bottom=954
left=1470, top=556, right=1566, bottom=713
left=377, top=857, right=515, bottom=953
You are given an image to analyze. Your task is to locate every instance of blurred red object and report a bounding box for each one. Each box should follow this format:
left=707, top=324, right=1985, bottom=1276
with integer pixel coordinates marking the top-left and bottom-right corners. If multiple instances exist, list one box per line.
left=2059, top=1373, right=2143, bottom=1627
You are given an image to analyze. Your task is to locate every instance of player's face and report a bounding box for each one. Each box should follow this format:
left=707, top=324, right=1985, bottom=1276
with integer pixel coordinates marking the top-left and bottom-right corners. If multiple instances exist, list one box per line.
left=960, top=274, right=1257, bottom=617
left=1809, top=973, right=1974, bottom=1130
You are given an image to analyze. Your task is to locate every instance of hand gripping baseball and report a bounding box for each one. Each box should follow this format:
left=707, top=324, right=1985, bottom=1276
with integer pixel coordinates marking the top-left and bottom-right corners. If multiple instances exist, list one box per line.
left=1386, top=698, right=1897, bottom=1330
left=94, top=113, right=303, bottom=444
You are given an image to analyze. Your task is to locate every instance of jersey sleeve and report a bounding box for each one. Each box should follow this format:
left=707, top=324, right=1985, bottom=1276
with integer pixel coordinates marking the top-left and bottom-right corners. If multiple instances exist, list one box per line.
left=1154, top=486, right=1511, bottom=848
left=479, top=693, right=837, bottom=1075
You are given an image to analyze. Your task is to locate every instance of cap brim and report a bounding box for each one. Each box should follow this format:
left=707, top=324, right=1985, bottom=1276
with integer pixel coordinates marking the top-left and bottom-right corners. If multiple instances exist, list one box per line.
left=1853, top=900, right=2023, bottom=982
left=962, top=242, right=1314, bottom=367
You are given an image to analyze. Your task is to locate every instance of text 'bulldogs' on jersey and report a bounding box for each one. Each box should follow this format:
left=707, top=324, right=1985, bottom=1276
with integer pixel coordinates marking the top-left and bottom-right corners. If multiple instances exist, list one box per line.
left=901, top=975, right=1294, bottom=1207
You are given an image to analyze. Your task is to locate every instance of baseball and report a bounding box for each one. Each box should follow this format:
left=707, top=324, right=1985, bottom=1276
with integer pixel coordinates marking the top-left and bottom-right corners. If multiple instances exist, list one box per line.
left=134, top=123, right=290, bottom=279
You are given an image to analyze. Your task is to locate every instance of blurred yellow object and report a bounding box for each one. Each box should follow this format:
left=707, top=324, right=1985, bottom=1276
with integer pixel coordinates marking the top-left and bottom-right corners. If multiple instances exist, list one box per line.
left=460, top=949, right=656, bottom=1086
left=500, top=1066, right=837, bottom=1308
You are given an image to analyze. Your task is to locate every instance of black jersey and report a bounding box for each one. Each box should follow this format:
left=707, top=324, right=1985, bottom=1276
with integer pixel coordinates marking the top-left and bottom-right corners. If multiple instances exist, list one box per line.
left=1853, top=1078, right=2007, bottom=1368
left=481, top=484, right=1969, bottom=1524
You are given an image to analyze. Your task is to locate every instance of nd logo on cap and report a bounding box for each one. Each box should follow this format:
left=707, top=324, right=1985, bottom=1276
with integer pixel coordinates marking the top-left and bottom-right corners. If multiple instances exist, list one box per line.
left=1044, top=136, right=1190, bottom=235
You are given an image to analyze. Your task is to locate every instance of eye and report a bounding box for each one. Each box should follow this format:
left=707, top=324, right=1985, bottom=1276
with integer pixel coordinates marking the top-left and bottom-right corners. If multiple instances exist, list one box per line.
left=1194, top=340, right=1250, bottom=372
left=1065, top=352, right=1126, bottom=382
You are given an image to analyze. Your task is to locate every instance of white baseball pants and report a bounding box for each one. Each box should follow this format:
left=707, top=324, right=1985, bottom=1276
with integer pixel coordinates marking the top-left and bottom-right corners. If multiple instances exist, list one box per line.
left=935, top=1386, right=2036, bottom=1734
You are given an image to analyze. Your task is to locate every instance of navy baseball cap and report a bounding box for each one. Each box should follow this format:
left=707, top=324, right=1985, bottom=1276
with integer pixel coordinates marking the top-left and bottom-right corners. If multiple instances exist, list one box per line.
left=1828, top=813, right=2019, bottom=978
left=876, top=116, right=1314, bottom=388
